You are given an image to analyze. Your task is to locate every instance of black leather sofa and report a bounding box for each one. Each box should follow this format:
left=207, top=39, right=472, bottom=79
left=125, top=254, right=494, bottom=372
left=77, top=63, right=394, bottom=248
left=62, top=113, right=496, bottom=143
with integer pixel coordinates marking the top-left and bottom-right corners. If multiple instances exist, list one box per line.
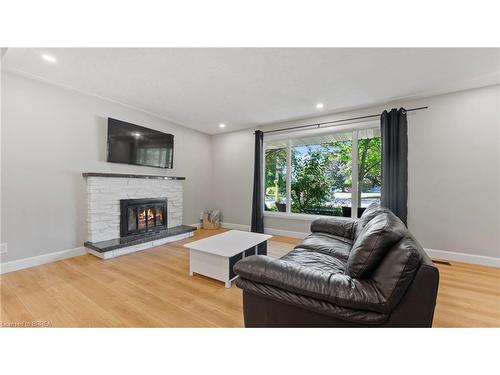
left=234, top=204, right=439, bottom=327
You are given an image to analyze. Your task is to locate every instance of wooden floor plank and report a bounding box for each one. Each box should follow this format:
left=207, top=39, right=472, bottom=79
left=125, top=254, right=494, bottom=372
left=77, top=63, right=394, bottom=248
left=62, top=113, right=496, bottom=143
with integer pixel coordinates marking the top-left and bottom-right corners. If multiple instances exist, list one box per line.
left=1, top=228, right=499, bottom=327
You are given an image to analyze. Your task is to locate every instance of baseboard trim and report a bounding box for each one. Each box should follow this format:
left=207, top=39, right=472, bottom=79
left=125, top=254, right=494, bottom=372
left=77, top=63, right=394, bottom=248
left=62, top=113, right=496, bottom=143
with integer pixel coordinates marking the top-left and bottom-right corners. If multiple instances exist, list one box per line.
left=221, top=222, right=500, bottom=268
left=3, top=229, right=496, bottom=275
left=189, top=222, right=202, bottom=229
left=220, top=222, right=251, bottom=231
left=1, top=225, right=200, bottom=273
left=264, top=227, right=308, bottom=239
left=221, top=222, right=308, bottom=239
left=0, top=246, right=88, bottom=275
left=425, top=248, right=500, bottom=268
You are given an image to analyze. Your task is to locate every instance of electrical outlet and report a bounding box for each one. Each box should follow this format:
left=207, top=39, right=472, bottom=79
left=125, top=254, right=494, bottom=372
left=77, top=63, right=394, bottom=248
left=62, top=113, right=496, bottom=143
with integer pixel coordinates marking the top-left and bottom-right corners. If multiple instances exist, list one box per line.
left=0, top=243, right=7, bottom=254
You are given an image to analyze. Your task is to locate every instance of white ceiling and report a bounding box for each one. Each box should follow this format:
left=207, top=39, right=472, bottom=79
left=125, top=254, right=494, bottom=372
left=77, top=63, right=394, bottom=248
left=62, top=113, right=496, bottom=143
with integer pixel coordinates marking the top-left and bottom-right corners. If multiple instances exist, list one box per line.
left=2, top=48, right=499, bottom=134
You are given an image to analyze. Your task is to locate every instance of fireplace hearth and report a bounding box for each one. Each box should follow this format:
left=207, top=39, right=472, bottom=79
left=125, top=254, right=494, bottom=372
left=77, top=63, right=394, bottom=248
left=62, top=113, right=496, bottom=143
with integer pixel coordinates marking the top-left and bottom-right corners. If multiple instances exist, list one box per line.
left=120, top=198, right=168, bottom=237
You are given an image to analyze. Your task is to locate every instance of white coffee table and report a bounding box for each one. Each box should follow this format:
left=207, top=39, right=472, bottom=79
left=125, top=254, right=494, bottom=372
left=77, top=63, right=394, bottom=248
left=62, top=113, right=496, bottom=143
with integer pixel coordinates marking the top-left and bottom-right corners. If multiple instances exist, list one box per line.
left=184, top=230, right=272, bottom=288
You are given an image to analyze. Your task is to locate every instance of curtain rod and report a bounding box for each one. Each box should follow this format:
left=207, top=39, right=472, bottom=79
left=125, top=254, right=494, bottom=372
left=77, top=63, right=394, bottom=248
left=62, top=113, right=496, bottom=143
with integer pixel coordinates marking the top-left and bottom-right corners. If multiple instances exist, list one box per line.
left=260, top=106, right=428, bottom=135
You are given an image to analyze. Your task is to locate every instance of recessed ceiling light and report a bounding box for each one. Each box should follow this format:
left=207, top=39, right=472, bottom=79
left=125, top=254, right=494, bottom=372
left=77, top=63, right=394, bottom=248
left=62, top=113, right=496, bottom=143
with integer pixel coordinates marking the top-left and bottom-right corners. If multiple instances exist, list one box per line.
left=219, top=123, right=226, bottom=128
left=133, top=132, right=141, bottom=137
left=42, top=54, right=57, bottom=63
left=316, top=103, right=324, bottom=109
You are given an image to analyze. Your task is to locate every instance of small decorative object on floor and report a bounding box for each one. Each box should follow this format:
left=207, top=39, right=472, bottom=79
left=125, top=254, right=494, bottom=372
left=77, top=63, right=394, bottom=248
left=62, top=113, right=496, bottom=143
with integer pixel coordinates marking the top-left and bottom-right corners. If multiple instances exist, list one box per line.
left=202, top=209, right=220, bottom=230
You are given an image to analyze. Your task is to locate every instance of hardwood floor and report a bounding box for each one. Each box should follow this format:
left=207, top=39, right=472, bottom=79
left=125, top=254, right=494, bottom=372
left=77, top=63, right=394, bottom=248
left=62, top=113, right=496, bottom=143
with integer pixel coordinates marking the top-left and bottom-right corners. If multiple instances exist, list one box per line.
left=1, top=228, right=499, bottom=327
left=432, top=260, right=500, bottom=327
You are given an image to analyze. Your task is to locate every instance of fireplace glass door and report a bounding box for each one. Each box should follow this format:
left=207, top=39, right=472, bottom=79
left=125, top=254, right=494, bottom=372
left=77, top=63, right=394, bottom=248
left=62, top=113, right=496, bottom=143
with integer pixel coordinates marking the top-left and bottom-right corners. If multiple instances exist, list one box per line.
left=120, top=198, right=168, bottom=237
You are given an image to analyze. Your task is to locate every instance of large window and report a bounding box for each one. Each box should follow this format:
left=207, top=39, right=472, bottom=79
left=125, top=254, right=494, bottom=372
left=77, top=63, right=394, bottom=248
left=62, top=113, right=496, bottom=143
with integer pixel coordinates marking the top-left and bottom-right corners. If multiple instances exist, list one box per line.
left=264, top=145, right=287, bottom=212
left=264, top=126, right=381, bottom=218
left=357, top=128, right=382, bottom=211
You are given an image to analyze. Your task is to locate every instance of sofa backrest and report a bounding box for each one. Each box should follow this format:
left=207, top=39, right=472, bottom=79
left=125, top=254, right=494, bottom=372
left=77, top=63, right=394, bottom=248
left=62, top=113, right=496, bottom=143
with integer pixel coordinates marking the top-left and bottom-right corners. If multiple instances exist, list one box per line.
left=347, top=204, right=435, bottom=311
left=354, top=203, right=393, bottom=239
left=369, top=234, right=427, bottom=312
left=345, top=212, right=407, bottom=278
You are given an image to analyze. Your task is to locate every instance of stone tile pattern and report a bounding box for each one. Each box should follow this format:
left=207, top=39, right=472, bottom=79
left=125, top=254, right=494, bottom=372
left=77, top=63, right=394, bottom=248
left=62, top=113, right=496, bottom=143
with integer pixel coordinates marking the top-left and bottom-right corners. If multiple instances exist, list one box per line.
left=86, top=176, right=183, bottom=242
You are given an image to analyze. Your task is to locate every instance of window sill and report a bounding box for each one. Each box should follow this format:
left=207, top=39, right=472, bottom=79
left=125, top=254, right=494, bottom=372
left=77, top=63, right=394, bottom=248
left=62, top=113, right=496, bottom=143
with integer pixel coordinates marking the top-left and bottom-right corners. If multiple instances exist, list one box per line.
left=263, top=211, right=346, bottom=221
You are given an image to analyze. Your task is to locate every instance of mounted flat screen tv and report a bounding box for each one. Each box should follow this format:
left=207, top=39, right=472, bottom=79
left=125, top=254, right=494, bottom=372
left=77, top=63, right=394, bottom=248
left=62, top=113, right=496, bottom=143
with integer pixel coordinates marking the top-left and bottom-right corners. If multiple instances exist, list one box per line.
left=107, top=118, right=174, bottom=169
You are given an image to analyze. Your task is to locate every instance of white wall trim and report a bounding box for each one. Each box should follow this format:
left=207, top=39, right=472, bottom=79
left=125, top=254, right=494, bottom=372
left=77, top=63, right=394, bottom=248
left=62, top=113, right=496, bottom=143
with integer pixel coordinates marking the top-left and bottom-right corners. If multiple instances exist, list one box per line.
left=221, top=222, right=308, bottom=239
left=1, top=228, right=200, bottom=274
left=264, top=211, right=330, bottom=221
left=0, top=246, right=88, bottom=275
left=264, top=227, right=308, bottom=239
left=222, top=222, right=500, bottom=267
left=425, top=248, right=500, bottom=268
left=2, top=228, right=497, bottom=275
left=220, top=222, right=250, bottom=231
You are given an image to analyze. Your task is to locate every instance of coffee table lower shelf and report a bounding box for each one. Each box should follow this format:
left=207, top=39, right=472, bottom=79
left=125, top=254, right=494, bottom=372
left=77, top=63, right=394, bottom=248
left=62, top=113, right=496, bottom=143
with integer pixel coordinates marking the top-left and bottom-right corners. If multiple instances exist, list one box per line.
left=189, top=244, right=261, bottom=288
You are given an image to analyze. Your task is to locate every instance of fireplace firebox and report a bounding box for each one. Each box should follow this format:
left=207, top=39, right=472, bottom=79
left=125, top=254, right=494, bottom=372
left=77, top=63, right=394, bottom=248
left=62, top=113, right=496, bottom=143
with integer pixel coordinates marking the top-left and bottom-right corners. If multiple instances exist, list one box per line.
left=120, top=198, right=168, bottom=237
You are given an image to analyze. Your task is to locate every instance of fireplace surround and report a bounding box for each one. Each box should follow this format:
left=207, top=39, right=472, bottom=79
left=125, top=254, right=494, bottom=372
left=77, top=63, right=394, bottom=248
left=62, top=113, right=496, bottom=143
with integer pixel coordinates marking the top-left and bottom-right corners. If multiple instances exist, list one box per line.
left=120, top=198, right=168, bottom=237
left=83, top=172, right=195, bottom=259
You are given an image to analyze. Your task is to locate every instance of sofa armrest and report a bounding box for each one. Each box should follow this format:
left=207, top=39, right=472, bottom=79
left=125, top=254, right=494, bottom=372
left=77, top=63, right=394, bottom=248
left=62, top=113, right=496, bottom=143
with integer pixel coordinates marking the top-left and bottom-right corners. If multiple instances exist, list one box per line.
left=310, top=216, right=356, bottom=240
left=234, top=255, right=390, bottom=313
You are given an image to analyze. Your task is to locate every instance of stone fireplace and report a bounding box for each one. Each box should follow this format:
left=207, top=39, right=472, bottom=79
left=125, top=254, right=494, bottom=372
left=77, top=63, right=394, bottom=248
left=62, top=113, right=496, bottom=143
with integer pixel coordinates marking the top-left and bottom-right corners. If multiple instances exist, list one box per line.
left=83, top=172, right=195, bottom=259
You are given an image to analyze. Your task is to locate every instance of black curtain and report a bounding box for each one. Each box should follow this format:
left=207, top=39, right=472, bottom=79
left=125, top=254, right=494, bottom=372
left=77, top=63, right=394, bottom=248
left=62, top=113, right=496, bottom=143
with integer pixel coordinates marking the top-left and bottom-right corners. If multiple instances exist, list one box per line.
left=381, top=108, right=408, bottom=225
left=251, top=130, right=267, bottom=255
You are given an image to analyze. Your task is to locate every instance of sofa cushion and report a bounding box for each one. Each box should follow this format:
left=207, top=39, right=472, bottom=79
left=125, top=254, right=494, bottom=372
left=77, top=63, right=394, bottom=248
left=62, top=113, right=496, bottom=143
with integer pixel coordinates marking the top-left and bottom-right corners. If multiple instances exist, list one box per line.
left=354, top=203, right=392, bottom=239
left=296, top=233, right=352, bottom=260
left=234, top=254, right=382, bottom=312
left=370, top=235, right=423, bottom=308
left=282, top=247, right=346, bottom=274
left=346, top=213, right=407, bottom=278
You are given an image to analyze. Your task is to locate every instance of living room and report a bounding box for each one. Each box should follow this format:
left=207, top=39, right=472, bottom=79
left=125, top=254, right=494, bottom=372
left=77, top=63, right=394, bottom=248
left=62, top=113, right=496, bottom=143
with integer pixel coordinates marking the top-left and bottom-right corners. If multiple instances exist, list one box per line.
left=1, top=2, right=499, bottom=374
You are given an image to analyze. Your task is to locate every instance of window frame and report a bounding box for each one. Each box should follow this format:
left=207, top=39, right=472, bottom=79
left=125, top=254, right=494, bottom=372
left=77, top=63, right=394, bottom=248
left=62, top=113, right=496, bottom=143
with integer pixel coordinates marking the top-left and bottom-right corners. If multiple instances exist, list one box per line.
left=263, top=120, right=380, bottom=220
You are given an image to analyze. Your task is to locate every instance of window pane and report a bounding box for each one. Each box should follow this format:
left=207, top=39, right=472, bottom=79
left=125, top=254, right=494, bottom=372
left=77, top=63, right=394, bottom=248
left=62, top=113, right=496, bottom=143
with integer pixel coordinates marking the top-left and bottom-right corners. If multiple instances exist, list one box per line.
left=264, top=146, right=287, bottom=212
left=290, top=131, right=353, bottom=217
left=357, top=128, right=381, bottom=217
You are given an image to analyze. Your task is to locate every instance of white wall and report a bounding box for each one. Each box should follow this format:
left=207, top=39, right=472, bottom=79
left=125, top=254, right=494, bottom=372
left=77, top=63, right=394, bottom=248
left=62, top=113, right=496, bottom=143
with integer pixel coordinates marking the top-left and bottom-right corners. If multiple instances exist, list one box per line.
left=212, top=131, right=254, bottom=225
left=0, top=53, right=4, bottom=246
left=2, top=71, right=499, bottom=265
left=212, top=85, right=500, bottom=259
left=1, top=72, right=212, bottom=262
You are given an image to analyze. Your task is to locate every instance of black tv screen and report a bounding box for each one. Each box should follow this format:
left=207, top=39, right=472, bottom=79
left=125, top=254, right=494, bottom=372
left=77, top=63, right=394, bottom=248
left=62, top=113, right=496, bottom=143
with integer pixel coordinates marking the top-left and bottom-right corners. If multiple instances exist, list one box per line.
left=107, top=118, right=174, bottom=169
